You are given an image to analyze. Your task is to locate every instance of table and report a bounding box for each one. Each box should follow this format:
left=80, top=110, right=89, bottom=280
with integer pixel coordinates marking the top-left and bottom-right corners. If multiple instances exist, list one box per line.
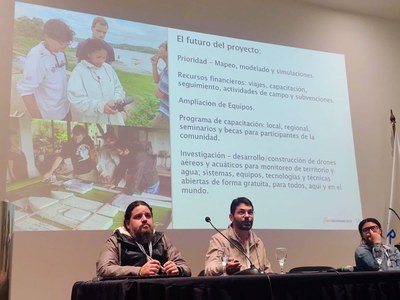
left=71, top=271, right=400, bottom=300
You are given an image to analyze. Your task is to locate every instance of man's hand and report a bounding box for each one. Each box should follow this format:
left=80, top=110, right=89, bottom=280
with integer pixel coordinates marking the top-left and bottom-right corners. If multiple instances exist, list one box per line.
left=22, top=95, right=42, bottom=118
left=225, top=258, right=241, bottom=275
left=42, top=171, right=52, bottom=181
left=162, top=260, right=180, bottom=276
left=103, top=102, right=119, bottom=115
left=370, top=231, right=382, bottom=244
left=151, top=54, right=160, bottom=65
left=139, top=260, right=162, bottom=276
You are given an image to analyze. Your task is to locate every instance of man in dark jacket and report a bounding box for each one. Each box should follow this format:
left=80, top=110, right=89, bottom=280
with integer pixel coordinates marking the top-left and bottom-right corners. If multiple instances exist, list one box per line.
left=96, top=200, right=191, bottom=278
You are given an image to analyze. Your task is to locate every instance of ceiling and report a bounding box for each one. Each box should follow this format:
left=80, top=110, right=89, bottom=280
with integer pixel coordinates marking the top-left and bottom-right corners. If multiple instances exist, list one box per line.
left=298, top=0, right=400, bottom=22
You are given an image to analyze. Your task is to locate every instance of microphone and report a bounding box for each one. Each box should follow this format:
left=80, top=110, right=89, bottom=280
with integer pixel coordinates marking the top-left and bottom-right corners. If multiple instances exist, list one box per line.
left=334, top=265, right=354, bottom=272
left=205, top=216, right=262, bottom=275
left=322, top=265, right=354, bottom=273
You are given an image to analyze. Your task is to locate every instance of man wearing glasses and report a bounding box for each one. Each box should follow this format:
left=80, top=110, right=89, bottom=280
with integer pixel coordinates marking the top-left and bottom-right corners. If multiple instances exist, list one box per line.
left=17, top=19, right=74, bottom=120
left=204, top=197, right=272, bottom=275
left=355, top=217, right=400, bottom=271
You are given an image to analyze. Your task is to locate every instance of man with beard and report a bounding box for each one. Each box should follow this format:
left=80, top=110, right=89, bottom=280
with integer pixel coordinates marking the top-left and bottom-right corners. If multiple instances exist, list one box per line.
left=96, top=200, right=191, bottom=278
left=204, top=197, right=272, bottom=275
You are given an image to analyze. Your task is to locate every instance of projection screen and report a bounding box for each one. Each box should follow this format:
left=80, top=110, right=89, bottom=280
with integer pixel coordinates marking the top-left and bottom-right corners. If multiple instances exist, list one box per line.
left=7, top=0, right=362, bottom=231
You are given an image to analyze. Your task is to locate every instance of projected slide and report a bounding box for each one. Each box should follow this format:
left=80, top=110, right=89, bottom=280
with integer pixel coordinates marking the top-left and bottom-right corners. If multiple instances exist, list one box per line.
left=7, top=1, right=361, bottom=231
left=168, top=30, right=361, bottom=229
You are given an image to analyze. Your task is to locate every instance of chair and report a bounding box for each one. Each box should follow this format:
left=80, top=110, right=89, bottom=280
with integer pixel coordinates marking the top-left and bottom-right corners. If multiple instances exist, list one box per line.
left=289, top=266, right=334, bottom=273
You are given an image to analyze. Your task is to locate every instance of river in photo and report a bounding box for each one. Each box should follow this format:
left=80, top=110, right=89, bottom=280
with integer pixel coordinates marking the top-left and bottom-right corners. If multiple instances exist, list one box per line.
left=113, top=48, right=166, bottom=74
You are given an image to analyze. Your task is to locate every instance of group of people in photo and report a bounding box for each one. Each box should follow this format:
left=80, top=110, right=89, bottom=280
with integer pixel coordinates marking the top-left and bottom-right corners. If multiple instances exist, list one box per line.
left=8, top=10, right=174, bottom=233
left=42, top=124, right=160, bottom=196
left=16, top=17, right=168, bottom=126
left=96, top=197, right=400, bottom=279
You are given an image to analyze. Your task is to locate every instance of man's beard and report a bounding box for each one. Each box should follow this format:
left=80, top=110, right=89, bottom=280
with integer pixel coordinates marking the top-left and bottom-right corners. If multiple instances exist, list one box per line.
left=134, top=226, right=154, bottom=244
left=235, top=219, right=253, bottom=231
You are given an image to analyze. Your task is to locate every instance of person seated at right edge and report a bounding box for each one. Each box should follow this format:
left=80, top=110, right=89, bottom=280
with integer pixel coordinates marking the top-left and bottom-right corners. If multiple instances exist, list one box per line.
left=204, top=197, right=273, bottom=275
left=355, top=217, right=400, bottom=271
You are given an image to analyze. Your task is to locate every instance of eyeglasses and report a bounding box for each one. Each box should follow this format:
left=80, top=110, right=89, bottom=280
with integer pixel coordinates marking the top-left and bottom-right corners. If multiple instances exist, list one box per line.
left=361, top=225, right=379, bottom=233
